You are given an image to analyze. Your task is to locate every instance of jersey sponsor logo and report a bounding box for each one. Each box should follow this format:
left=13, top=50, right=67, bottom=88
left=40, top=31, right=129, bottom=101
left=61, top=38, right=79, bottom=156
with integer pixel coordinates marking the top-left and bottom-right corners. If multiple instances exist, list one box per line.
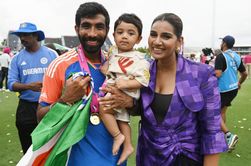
left=23, top=67, right=47, bottom=76
left=229, top=82, right=238, bottom=88
left=21, top=61, right=27, bottom=66
left=40, top=57, right=48, bottom=64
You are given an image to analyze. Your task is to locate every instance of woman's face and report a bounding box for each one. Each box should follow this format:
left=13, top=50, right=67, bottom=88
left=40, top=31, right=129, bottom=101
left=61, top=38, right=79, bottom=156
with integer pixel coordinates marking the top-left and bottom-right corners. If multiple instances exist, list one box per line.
left=148, top=20, right=181, bottom=60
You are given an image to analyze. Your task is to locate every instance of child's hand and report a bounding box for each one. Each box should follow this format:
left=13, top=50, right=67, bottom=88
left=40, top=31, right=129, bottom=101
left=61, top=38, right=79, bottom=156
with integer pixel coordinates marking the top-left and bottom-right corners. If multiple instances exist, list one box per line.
left=115, top=78, right=127, bottom=89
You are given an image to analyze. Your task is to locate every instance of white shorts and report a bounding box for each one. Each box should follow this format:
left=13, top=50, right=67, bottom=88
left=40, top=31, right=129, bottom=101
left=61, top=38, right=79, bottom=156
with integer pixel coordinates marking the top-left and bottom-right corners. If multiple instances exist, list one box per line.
left=115, top=108, right=130, bottom=122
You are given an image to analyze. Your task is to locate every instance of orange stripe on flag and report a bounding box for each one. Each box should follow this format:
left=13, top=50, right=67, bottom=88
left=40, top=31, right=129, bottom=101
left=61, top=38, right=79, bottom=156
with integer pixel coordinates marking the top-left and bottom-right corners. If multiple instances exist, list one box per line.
left=32, top=146, right=53, bottom=166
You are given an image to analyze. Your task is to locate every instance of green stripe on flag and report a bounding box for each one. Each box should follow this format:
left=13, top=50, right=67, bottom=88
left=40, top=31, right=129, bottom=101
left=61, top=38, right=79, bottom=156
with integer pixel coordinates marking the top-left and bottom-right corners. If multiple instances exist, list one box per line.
left=31, top=102, right=74, bottom=150
left=45, top=96, right=91, bottom=166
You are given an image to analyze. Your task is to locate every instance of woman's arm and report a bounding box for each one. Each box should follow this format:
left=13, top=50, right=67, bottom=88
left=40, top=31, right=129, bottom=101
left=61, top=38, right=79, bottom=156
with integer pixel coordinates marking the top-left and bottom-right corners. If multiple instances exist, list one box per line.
left=203, top=154, right=219, bottom=166
left=199, top=67, right=227, bottom=158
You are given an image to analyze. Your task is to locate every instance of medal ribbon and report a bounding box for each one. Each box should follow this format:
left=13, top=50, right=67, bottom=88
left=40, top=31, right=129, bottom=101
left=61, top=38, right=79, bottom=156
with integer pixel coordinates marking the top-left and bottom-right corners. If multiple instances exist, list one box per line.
left=77, top=45, right=105, bottom=114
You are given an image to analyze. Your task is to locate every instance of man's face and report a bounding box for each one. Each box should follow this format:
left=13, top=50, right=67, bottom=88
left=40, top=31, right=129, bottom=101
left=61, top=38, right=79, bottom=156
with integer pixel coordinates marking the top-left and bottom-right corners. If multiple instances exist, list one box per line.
left=75, top=14, right=108, bottom=54
left=220, top=41, right=224, bottom=51
left=18, top=33, right=38, bottom=49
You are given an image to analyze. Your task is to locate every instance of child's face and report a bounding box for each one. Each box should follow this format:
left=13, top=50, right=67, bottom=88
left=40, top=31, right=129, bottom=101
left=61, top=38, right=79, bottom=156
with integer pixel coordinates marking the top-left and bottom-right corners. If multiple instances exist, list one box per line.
left=113, top=21, right=142, bottom=53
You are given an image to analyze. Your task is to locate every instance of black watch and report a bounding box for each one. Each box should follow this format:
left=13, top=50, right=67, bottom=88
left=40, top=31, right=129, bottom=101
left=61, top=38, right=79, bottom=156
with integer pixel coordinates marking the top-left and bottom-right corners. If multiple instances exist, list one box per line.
left=132, top=97, right=137, bottom=107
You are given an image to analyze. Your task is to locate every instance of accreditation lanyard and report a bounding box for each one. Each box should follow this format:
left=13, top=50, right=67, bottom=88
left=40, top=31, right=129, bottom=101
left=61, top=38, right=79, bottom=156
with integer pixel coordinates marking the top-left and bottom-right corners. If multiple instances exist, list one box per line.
left=77, top=45, right=105, bottom=115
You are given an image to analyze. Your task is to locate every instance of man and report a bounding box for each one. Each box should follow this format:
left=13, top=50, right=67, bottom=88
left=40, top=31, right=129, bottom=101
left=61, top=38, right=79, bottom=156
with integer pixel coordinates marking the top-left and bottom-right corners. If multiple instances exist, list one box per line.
left=0, top=47, right=11, bottom=90
left=215, top=35, right=247, bottom=151
left=8, top=22, right=57, bottom=154
left=37, top=2, right=132, bottom=165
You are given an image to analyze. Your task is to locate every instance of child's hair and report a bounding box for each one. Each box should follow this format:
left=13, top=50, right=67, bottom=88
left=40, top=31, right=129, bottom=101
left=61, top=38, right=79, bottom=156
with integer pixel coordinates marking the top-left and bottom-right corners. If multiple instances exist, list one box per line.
left=114, top=13, right=143, bottom=36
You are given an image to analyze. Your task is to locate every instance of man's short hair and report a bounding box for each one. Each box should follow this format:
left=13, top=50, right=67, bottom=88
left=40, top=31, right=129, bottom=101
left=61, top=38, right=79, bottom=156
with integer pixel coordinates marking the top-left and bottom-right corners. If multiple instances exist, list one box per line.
left=75, top=2, right=110, bottom=29
left=222, top=35, right=235, bottom=49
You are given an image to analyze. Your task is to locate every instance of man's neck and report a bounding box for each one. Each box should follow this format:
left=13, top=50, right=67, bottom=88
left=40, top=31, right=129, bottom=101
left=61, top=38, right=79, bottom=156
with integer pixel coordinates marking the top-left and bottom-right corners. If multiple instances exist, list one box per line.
left=83, top=49, right=101, bottom=63
left=26, top=43, right=40, bottom=53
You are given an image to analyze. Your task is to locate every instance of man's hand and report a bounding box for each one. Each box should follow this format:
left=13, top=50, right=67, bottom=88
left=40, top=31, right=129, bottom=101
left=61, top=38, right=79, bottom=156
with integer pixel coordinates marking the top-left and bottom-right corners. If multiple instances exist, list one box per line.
left=98, top=85, right=133, bottom=111
left=60, top=76, right=91, bottom=104
left=28, top=81, right=43, bottom=92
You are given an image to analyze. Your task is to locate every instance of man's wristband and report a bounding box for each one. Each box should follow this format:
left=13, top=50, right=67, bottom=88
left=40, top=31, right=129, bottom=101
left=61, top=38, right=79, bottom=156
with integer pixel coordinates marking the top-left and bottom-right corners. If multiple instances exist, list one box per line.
left=49, top=102, right=56, bottom=110
left=57, top=98, right=72, bottom=106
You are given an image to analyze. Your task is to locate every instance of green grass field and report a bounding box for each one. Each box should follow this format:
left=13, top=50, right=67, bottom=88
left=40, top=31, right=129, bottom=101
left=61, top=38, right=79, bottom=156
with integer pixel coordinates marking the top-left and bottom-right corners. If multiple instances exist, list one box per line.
left=0, top=79, right=251, bottom=166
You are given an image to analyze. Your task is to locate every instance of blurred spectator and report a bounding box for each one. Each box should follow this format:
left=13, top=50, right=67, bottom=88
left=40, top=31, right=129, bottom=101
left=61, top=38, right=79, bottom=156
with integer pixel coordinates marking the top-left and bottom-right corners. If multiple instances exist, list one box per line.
left=189, top=53, right=196, bottom=61
left=242, top=55, right=251, bottom=78
left=3, top=47, right=14, bottom=58
left=44, top=43, right=69, bottom=56
left=8, top=22, right=57, bottom=154
left=0, top=47, right=11, bottom=90
left=201, top=48, right=214, bottom=64
left=215, top=35, right=247, bottom=152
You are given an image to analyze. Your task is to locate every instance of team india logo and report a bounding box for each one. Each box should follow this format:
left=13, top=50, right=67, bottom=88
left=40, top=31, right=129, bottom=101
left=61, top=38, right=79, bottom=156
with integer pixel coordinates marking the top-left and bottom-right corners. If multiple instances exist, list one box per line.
left=40, top=57, right=48, bottom=64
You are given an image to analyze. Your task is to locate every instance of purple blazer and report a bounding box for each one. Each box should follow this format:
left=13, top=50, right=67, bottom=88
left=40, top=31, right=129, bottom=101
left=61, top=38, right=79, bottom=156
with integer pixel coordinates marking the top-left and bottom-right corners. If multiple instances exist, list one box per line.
left=136, top=55, right=227, bottom=165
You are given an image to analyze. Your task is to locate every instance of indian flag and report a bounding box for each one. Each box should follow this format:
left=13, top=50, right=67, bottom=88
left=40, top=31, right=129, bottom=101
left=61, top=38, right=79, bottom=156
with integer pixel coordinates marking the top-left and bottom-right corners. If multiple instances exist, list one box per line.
left=17, top=72, right=92, bottom=166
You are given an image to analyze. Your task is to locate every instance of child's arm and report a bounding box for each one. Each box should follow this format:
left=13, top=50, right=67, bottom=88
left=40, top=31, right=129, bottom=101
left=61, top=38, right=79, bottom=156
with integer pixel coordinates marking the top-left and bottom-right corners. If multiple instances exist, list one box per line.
left=100, top=61, right=109, bottom=75
left=115, top=77, right=142, bottom=90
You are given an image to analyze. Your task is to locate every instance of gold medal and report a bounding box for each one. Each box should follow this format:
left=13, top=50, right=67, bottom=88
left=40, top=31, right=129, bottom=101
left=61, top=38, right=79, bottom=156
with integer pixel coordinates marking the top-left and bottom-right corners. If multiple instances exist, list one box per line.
left=90, top=114, right=100, bottom=125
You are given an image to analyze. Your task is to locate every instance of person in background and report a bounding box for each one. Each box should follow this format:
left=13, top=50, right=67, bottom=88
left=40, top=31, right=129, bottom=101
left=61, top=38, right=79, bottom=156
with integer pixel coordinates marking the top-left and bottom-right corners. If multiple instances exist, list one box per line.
left=215, top=35, right=247, bottom=152
left=0, top=51, right=2, bottom=90
left=99, top=13, right=150, bottom=165
left=189, top=53, right=197, bottom=61
left=100, top=13, right=227, bottom=166
left=0, top=47, right=11, bottom=90
left=37, top=2, right=130, bottom=165
left=8, top=22, right=57, bottom=154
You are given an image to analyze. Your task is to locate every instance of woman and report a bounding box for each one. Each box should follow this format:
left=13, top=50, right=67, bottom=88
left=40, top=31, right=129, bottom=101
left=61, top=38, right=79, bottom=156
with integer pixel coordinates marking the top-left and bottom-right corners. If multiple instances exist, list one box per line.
left=100, top=13, right=227, bottom=166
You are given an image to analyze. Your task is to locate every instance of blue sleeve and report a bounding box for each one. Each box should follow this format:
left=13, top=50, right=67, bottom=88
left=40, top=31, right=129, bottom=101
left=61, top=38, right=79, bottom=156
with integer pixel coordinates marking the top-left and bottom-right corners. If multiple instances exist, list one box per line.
left=8, top=56, right=19, bottom=91
left=51, top=50, right=58, bottom=58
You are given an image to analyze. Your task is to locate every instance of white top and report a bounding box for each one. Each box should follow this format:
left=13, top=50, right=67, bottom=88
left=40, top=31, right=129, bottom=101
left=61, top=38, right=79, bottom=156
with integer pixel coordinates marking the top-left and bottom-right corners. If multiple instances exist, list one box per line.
left=0, top=53, right=11, bottom=69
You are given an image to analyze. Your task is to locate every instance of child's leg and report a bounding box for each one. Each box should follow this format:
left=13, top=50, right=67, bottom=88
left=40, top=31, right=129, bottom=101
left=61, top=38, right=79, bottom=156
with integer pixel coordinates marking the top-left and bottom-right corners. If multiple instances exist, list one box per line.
left=117, top=121, right=134, bottom=165
left=99, top=106, right=125, bottom=155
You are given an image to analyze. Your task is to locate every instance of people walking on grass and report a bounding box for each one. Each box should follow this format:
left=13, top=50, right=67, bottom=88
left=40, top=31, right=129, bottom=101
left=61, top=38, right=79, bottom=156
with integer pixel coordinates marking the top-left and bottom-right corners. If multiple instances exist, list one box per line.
left=215, top=35, right=248, bottom=152
left=8, top=22, right=57, bottom=154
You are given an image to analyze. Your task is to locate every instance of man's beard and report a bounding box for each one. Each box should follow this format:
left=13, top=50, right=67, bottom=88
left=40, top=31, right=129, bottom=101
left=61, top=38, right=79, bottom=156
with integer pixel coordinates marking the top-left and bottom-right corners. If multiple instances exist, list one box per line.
left=21, top=40, right=32, bottom=49
left=78, top=35, right=106, bottom=53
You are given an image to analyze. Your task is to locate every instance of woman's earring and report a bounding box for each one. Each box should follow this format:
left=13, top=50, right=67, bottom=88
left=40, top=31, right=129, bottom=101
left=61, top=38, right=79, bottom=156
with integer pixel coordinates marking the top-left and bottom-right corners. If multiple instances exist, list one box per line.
left=175, top=47, right=180, bottom=54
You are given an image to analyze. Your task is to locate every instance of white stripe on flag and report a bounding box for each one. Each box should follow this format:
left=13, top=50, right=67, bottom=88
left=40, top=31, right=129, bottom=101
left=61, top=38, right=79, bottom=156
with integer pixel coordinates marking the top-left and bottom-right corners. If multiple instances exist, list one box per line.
left=17, top=128, right=65, bottom=166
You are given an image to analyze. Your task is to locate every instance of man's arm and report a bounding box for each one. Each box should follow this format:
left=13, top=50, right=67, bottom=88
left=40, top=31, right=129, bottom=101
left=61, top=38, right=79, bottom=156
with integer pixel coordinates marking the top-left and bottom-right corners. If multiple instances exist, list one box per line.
left=37, top=76, right=91, bottom=122
left=239, top=71, right=248, bottom=85
left=214, top=70, right=222, bottom=78
left=37, top=97, right=68, bottom=122
left=12, top=82, right=43, bottom=92
left=37, top=105, right=50, bottom=122
left=238, top=71, right=248, bottom=89
left=98, top=85, right=134, bottom=112
left=214, top=53, right=225, bottom=78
